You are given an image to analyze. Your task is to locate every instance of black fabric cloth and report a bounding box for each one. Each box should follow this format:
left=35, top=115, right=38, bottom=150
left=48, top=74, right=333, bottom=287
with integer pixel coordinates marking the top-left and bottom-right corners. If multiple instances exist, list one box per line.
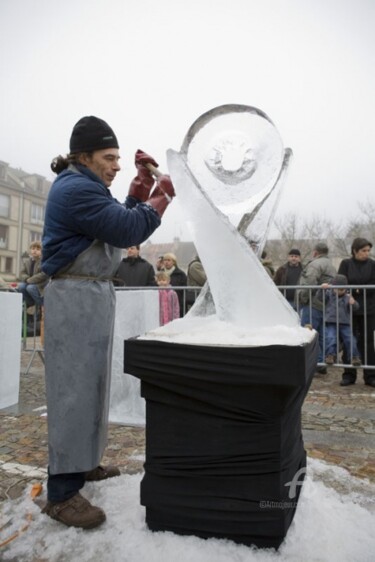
left=124, top=337, right=318, bottom=549
left=115, top=256, right=156, bottom=287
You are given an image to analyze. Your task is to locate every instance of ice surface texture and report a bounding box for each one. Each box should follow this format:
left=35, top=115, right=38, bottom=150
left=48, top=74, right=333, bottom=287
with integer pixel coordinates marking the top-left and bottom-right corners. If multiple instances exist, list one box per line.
left=109, top=290, right=159, bottom=424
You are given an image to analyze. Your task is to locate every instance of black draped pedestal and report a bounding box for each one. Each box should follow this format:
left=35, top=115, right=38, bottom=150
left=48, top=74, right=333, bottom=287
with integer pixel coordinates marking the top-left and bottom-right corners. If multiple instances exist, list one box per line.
left=124, top=336, right=318, bottom=549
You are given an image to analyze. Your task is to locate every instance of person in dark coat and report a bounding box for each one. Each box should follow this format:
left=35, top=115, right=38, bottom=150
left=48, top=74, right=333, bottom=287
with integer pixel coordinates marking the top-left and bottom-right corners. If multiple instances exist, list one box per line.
left=273, top=248, right=303, bottom=309
left=338, top=237, right=375, bottom=387
left=17, top=241, right=49, bottom=308
left=163, top=252, right=187, bottom=316
left=115, top=245, right=155, bottom=286
left=41, top=115, right=175, bottom=530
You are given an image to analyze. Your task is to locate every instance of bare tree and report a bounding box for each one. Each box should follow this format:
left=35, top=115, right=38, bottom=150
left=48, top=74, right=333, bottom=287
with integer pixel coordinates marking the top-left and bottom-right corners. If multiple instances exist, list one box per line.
left=270, top=213, right=335, bottom=267
left=269, top=200, right=375, bottom=268
left=347, top=199, right=375, bottom=243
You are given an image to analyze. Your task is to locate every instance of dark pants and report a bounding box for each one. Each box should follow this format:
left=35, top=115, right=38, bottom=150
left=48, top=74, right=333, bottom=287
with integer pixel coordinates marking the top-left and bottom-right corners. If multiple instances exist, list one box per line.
left=342, top=314, right=375, bottom=383
left=47, top=469, right=85, bottom=502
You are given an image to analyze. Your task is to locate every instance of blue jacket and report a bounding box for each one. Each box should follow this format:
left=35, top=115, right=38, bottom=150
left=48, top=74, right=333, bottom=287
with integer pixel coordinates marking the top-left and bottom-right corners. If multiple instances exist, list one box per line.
left=324, top=290, right=359, bottom=324
left=42, top=165, right=161, bottom=276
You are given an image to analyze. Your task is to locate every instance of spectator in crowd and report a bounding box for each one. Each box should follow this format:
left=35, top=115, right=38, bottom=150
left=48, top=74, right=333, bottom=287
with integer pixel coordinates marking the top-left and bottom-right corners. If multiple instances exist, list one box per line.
left=249, top=241, right=274, bottom=277
left=115, top=245, right=155, bottom=286
left=156, top=255, right=164, bottom=272
left=155, top=271, right=180, bottom=325
left=321, top=274, right=361, bottom=367
left=338, top=237, right=375, bottom=387
left=17, top=241, right=49, bottom=311
left=162, top=252, right=187, bottom=316
left=298, top=242, right=336, bottom=374
left=273, top=248, right=303, bottom=309
left=186, top=254, right=207, bottom=307
left=261, top=250, right=275, bottom=278
left=41, top=115, right=175, bottom=529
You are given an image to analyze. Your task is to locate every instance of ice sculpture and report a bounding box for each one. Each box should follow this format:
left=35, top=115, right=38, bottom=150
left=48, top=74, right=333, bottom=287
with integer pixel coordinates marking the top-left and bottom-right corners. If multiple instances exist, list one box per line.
left=162, top=104, right=302, bottom=332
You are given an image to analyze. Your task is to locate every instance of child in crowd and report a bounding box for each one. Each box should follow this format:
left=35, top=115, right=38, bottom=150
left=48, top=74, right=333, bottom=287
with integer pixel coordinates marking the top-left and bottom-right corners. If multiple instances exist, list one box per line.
left=155, top=271, right=180, bottom=326
left=321, top=274, right=361, bottom=366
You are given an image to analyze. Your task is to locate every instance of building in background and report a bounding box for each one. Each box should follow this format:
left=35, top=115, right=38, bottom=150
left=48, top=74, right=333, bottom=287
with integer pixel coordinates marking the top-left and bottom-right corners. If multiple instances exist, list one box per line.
left=0, top=160, right=51, bottom=281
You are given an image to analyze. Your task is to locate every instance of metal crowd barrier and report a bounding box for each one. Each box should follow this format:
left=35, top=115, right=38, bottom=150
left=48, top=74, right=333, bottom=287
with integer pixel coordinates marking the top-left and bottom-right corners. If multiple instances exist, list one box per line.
left=3, top=284, right=373, bottom=372
left=278, top=284, right=375, bottom=369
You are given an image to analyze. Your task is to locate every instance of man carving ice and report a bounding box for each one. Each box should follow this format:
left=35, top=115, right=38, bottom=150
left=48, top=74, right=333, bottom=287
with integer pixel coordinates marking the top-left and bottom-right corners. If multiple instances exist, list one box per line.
left=41, top=115, right=175, bottom=529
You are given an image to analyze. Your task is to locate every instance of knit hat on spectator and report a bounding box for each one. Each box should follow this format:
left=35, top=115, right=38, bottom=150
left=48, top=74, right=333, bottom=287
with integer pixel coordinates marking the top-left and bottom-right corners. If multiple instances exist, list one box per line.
left=332, top=274, right=348, bottom=285
left=70, top=116, right=119, bottom=153
left=288, top=249, right=301, bottom=256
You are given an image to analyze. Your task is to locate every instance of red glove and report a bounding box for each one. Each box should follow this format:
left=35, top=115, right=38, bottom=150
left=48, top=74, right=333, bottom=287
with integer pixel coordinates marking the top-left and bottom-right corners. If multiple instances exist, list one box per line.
left=134, top=149, right=158, bottom=169
left=146, top=175, right=175, bottom=217
left=128, top=149, right=159, bottom=202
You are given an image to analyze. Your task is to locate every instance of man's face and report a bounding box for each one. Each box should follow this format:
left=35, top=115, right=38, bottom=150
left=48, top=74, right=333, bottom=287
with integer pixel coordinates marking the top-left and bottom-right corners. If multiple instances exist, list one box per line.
left=127, top=246, right=139, bottom=258
left=30, top=246, right=41, bottom=259
left=288, top=254, right=301, bottom=266
left=80, top=148, right=121, bottom=187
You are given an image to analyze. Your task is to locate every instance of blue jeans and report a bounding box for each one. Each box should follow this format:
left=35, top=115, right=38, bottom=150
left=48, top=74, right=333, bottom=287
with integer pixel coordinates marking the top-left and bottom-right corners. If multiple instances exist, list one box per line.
left=17, top=282, right=43, bottom=307
left=300, top=306, right=324, bottom=362
left=325, top=323, right=360, bottom=359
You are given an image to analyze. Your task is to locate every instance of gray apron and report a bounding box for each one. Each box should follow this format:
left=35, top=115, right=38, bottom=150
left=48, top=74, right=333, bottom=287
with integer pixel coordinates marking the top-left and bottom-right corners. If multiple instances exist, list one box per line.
left=44, top=240, right=122, bottom=474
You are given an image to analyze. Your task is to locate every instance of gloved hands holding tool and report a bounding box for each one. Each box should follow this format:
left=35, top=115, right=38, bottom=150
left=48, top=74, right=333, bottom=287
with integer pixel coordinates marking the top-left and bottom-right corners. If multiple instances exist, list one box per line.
left=128, top=148, right=175, bottom=217
left=128, top=149, right=159, bottom=202
left=146, top=175, right=175, bottom=218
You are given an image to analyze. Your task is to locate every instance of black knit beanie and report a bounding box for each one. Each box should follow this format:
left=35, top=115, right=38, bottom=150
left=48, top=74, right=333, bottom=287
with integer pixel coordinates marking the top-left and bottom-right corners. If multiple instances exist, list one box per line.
left=69, top=116, right=119, bottom=153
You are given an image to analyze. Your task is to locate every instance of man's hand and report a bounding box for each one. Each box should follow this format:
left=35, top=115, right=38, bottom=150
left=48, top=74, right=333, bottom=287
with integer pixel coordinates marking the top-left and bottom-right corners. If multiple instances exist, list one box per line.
left=146, top=175, right=175, bottom=217
left=128, top=149, right=159, bottom=202
left=134, top=149, right=158, bottom=170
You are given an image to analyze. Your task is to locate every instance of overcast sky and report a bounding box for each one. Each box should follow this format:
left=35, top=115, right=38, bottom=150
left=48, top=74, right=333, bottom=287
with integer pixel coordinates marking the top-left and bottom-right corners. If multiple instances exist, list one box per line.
left=1, top=0, right=374, bottom=243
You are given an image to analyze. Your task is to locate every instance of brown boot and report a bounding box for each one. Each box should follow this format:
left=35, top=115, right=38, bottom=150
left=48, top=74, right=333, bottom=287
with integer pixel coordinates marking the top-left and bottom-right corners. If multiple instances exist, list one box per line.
left=42, top=492, right=106, bottom=529
left=325, top=354, right=335, bottom=365
left=85, top=465, right=121, bottom=482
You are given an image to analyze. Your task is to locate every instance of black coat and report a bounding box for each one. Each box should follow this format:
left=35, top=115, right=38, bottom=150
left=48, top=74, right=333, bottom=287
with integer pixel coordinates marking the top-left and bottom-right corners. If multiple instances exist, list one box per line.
left=115, top=257, right=156, bottom=287
left=167, top=266, right=187, bottom=316
left=338, top=257, right=375, bottom=315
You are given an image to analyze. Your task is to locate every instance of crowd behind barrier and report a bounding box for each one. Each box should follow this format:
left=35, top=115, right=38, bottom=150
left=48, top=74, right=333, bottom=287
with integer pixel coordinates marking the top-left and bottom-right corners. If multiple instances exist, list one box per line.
left=2, top=284, right=374, bottom=370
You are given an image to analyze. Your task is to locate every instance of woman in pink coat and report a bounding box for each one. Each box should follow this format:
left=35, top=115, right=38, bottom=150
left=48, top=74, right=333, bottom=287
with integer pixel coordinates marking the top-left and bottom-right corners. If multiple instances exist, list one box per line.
left=156, top=271, right=180, bottom=325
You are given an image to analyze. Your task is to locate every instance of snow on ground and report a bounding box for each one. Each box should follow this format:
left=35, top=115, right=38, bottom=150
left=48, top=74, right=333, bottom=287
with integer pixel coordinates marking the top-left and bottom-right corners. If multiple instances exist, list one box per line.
left=1, top=458, right=374, bottom=562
